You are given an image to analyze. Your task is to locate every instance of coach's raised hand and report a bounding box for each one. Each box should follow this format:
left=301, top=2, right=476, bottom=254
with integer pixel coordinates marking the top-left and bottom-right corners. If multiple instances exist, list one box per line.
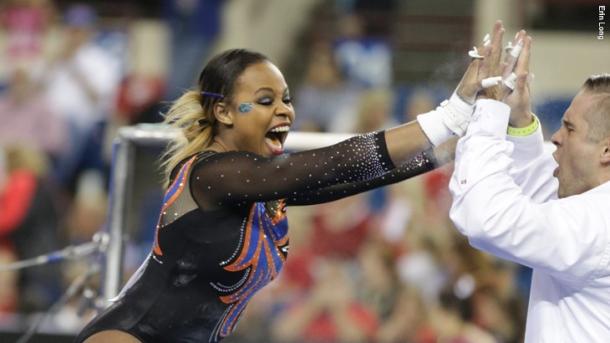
left=502, top=31, right=534, bottom=128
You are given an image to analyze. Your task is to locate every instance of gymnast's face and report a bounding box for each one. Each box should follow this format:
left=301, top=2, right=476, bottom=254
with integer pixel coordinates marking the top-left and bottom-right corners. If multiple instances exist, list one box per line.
left=551, top=91, right=604, bottom=198
left=221, top=61, right=295, bottom=157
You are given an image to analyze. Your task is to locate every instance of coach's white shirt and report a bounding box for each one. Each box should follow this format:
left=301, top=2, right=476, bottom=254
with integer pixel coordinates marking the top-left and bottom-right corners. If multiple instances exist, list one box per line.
left=449, top=99, right=610, bottom=342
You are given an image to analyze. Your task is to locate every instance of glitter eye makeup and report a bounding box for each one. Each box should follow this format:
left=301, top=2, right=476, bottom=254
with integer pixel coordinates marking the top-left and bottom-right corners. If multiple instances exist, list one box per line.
left=238, top=103, right=254, bottom=113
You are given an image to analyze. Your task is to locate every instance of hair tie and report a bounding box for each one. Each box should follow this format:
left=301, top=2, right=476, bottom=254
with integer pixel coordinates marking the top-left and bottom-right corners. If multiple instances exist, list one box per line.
left=200, top=91, right=224, bottom=99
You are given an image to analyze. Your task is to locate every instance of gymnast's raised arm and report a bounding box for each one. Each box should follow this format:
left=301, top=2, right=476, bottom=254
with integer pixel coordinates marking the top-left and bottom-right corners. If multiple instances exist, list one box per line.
left=162, top=36, right=499, bottom=209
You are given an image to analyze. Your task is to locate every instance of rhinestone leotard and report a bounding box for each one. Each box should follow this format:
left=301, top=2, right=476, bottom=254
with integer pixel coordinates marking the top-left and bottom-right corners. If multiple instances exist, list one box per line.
left=75, top=131, right=436, bottom=343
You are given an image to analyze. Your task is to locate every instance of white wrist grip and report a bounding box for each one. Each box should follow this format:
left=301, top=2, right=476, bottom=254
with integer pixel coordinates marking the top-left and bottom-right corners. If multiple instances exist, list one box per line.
left=417, top=93, right=475, bottom=146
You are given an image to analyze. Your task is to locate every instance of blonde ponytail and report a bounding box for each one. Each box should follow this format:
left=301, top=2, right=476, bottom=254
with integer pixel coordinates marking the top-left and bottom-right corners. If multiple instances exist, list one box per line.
left=161, top=90, right=216, bottom=186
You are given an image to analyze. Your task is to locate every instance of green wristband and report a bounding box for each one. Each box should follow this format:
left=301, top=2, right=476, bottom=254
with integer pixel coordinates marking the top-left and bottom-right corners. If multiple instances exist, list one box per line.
left=507, top=115, right=539, bottom=137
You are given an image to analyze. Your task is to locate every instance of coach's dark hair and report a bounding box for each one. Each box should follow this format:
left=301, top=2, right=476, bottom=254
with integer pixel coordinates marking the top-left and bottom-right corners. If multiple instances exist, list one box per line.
left=583, top=73, right=610, bottom=93
left=582, top=74, right=610, bottom=142
left=161, top=49, right=269, bottom=183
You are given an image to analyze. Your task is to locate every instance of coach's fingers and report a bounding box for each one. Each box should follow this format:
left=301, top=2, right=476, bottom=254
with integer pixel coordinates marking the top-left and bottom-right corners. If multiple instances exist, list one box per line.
left=515, top=72, right=528, bottom=93
left=478, top=44, right=493, bottom=80
left=503, top=30, right=526, bottom=78
left=515, top=35, right=532, bottom=75
left=489, top=20, right=505, bottom=74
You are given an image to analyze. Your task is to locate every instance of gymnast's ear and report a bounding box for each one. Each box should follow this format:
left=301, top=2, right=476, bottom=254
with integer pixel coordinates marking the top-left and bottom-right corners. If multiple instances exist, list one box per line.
left=213, top=102, right=234, bottom=127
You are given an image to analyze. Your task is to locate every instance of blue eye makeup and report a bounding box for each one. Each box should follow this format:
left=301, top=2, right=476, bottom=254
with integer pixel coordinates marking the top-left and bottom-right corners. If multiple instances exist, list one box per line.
left=238, top=103, right=254, bottom=113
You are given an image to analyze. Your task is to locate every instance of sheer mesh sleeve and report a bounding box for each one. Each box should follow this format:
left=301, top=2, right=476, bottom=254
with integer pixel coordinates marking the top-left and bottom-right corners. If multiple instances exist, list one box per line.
left=285, top=150, right=436, bottom=206
left=190, top=131, right=396, bottom=207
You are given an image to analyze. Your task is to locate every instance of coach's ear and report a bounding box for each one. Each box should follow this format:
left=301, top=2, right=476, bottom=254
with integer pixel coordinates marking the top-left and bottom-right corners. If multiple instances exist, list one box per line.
left=601, top=138, right=610, bottom=165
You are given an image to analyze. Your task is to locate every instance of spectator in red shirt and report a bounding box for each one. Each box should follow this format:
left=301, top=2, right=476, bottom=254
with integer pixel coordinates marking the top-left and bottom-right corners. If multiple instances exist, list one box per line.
left=272, top=258, right=379, bottom=342
left=0, top=146, right=62, bottom=312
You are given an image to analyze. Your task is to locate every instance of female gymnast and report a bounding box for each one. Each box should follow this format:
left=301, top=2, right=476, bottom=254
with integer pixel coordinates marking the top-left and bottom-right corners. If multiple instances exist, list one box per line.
left=76, top=32, right=499, bottom=342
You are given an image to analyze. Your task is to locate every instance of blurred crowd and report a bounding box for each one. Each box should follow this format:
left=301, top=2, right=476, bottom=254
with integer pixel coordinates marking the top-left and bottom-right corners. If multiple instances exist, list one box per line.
left=0, top=1, right=532, bottom=342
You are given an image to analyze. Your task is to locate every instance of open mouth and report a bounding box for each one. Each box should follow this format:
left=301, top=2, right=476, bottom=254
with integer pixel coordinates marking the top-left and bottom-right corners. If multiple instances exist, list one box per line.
left=265, top=124, right=290, bottom=155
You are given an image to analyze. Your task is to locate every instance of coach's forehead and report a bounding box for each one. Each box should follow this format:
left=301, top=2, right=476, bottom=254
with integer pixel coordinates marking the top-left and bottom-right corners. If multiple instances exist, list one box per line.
left=566, top=91, right=597, bottom=122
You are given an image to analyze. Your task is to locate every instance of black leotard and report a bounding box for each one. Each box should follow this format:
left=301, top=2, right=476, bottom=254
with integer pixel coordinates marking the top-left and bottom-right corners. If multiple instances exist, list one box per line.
left=75, top=131, right=435, bottom=343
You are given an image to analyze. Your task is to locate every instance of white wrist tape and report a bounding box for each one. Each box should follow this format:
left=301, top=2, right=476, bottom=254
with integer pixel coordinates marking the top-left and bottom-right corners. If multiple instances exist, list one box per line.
left=417, top=93, right=474, bottom=146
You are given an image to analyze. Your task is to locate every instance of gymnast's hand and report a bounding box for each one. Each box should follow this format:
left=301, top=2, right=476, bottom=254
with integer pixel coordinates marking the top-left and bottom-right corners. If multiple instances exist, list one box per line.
left=462, top=20, right=506, bottom=102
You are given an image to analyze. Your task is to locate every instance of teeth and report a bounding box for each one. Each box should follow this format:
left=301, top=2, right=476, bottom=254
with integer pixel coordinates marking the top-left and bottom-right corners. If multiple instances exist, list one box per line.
left=270, top=126, right=290, bottom=133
